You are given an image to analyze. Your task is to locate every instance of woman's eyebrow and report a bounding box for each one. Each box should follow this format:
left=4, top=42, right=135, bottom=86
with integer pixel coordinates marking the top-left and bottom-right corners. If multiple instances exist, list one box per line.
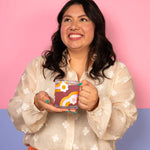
left=78, top=15, right=88, bottom=18
left=63, top=14, right=87, bottom=18
left=63, top=15, right=72, bottom=18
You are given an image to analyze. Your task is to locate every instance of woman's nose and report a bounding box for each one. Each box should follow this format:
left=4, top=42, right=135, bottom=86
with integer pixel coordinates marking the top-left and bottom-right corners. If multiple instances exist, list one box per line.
left=70, top=21, right=79, bottom=31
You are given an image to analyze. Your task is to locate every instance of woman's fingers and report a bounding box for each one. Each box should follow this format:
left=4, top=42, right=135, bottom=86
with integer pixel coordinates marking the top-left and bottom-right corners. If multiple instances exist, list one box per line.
left=35, top=91, right=78, bottom=113
left=78, top=99, right=89, bottom=110
left=38, top=98, right=69, bottom=112
left=78, top=80, right=99, bottom=111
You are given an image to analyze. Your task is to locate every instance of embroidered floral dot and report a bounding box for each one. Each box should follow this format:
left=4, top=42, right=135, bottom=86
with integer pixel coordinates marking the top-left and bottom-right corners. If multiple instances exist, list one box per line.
left=107, top=71, right=114, bottom=78
left=123, top=76, right=130, bottom=83
left=82, top=127, right=90, bottom=136
left=97, top=84, right=104, bottom=90
left=111, top=89, right=117, bottom=96
left=130, top=89, right=135, bottom=99
left=123, top=101, right=130, bottom=108
left=90, top=144, right=98, bottom=150
left=112, top=135, right=120, bottom=140
left=21, top=73, right=26, bottom=80
left=121, top=117, right=126, bottom=123
left=22, top=103, right=29, bottom=111
left=10, top=116, right=14, bottom=123
left=35, top=62, right=38, bottom=68
left=62, top=120, right=69, bottom=129
left=21, top=127, right=29, bottom=134
left=23, top=88, right=30, bottom=94
left=115, top=76, right=120, bottom=84
left=16, top=108, right=22, bottom=115
left=24, top=135, right=30, bottom=140
left=119, top=62, right=126, bottom=68
left=33, top=134, right=39, bottom=142
left=73, top=144, right=79, bottom=149
left=52, top=134, right=59, bottom=142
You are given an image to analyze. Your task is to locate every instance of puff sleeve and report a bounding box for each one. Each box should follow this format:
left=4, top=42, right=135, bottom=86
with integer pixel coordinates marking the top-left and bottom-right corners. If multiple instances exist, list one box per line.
left=7, top=57, right=48, bottom=134
left=87, top=62, right=137, bottom=140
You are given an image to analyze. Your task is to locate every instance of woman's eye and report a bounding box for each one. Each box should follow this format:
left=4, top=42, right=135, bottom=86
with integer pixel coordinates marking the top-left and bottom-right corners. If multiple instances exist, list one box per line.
left=64, top=18, right=71, bottom=22
left=80, top=18, right=88, bottom=22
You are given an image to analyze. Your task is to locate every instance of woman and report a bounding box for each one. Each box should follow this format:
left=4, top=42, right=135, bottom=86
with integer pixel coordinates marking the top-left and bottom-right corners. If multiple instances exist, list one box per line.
left=8, top=0, right=137, bottom=149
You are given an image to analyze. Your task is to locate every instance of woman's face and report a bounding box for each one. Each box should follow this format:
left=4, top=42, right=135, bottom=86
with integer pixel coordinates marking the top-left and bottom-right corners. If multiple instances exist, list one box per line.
left=60, top=4, right=95, bottom=53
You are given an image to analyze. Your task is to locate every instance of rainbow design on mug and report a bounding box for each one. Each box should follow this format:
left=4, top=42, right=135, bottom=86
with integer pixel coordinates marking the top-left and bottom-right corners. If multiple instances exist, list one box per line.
left=60, top=91, right=79, bottom=107
left=55, top=80, right=79, bottom=108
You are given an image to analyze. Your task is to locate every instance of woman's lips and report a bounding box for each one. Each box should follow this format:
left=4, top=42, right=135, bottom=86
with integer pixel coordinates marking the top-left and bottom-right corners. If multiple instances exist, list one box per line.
left=68, top=33, right=83, bottom=40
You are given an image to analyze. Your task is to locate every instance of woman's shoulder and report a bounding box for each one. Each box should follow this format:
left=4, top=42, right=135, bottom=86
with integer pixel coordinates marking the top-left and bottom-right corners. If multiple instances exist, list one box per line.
left=113, top=60, right=127, bottom=70
left=26, top=56, right=45, bottom=68
left=30, top=55, right=45, bottom=64
left=105, top=60, right=131, bottom=79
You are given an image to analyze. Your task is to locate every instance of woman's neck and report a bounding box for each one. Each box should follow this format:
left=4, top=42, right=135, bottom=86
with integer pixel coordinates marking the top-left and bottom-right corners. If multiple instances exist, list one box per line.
left=68, top=50, right=89, bottom=80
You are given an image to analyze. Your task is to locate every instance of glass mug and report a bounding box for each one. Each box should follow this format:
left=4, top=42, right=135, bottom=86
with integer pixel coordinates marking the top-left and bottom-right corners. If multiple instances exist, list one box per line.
left=54, top=79, right=80, bottom=109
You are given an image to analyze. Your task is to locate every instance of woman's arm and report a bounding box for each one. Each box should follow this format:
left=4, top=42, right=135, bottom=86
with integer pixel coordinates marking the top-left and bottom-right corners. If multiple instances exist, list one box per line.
left=7, top=57, right=48, bottom=134
left=87, top=63, right=137, bottom=140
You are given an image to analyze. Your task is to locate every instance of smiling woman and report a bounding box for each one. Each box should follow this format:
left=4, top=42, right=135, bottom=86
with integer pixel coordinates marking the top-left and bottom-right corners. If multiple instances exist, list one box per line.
left=60, top=4, right=95, bottom=53
left=7, top=0, right=137, bottom=150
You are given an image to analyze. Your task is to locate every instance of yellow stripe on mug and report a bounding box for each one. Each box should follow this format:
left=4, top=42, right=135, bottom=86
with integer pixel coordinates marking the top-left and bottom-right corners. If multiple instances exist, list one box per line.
left=60, top=91, right=79, bottom=106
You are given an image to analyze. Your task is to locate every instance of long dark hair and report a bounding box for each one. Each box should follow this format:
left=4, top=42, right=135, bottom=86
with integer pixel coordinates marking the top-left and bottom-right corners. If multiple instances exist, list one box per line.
left=42, top=0, right=116, bottom=81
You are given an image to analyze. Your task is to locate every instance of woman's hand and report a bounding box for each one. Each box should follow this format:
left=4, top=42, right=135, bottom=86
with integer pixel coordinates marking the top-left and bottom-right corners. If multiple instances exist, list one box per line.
left=78, top=80, right=99, bottom=111
left=34, top=91, right=71, bottom=112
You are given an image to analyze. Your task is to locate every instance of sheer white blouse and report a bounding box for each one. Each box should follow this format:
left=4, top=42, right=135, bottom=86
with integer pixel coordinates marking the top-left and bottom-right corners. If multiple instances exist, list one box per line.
left=8, top=56, right=137, bottom=150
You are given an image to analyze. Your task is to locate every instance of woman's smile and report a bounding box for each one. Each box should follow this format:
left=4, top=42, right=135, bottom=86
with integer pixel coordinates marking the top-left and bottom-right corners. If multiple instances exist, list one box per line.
left=68, top=33, right=83, bottom=40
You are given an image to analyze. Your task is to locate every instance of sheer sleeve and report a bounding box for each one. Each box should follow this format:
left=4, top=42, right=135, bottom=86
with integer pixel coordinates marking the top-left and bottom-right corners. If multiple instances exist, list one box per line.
left=87, top=62, right=137, bottom=140
left=7, top=57, right=48, bottom=134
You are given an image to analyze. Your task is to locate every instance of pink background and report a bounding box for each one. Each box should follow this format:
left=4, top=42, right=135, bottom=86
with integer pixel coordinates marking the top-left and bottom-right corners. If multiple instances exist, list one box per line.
left=0, top=0, right=150, bottom=109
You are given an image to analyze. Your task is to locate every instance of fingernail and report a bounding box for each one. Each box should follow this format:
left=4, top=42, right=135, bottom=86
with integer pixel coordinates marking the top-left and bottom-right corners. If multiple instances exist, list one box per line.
left=66, top=110, right=70, bottom=112
left=78, top=83, right=82, bottom=86
left=46, top=99, right=50, bottom=104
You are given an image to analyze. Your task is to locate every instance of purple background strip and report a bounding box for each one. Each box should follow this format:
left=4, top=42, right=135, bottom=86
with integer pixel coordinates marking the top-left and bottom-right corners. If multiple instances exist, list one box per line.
left=0, top=109, right=149, bottom=150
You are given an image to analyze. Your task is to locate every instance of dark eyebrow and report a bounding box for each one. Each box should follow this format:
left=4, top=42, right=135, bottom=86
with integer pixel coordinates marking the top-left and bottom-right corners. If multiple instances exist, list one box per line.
left=63, top=14, right=87, bottom=18
left=63, top=15, right=72, bottom=18
left=78, top=15, right=88, bottom=18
